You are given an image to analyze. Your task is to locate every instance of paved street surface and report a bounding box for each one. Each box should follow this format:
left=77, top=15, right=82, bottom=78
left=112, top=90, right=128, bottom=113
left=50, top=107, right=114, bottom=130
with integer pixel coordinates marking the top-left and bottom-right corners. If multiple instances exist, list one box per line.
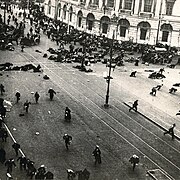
left=0, top=9, right=180, bottom=180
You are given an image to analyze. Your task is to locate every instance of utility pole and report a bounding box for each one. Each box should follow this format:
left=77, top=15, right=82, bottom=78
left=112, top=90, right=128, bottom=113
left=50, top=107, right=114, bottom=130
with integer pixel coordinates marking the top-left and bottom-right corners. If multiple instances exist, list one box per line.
left=104, top=30, right=115, bottom=108
left=156, top=0, right=163, bottom=45
left=3, top=2, right=7, bottom=24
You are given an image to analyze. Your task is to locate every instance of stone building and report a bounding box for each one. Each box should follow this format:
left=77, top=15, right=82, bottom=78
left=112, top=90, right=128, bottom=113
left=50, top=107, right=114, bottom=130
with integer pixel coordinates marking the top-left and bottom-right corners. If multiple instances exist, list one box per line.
left=44, top=0, right=180, bottom=47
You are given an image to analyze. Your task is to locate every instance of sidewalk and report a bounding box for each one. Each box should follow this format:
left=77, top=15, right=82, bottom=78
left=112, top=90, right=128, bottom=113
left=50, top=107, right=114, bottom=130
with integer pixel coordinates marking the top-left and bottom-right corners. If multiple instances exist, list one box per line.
left=115, top=65, right=180, bottom=140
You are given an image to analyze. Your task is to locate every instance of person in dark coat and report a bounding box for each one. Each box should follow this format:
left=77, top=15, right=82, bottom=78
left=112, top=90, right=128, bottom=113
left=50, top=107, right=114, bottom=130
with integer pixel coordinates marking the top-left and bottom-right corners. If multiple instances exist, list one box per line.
left=150, top=87, right=157, bottom=96
left=15, top=91, right=21, bottom=103
left=35, top=165, right=46, bottom=179
left=92, top=145, right=101, bottom=165
left=0, top=117, right=5, bottom=128
left=63, top=134, right=72, bottom=150
left=129, top=100, right=138, bottom=112
left=5, top=158, right=16, bottom=173
left=129, top=154, right=139, bottom=171
left=17, top=156, right=27, bottom=170
left=0, top=148, right=6, bottom=164
left=34, top=92, right=40, bottom=103
left=44, top=171, right=54, bottom=179
left=48, top=88, right=56, bottom=100
left=156, top=84, right=163, bottom=90
left=1, top=127, right=8, bottom=142
left=26, top=159, right=36, bottom=179
left=24, top=100, right=31, bottom=113
left=65, top=107, right=71, bottom=121
left=130, top=71, right=137, bottom=77
left=0, top=84, right=5, bottom=95
left=12, top=142, right=20, bottom=156
left=164, top=123, right=176, bottom=140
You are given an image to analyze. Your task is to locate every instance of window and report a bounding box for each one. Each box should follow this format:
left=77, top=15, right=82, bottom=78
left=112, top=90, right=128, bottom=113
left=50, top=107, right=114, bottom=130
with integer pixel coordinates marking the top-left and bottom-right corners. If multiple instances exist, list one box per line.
left=102, top=23, right=108, bottom=34
left=69, top=7, right=73, bottom=22
left=166, top=2, right=174, bottom=15
left=78, top=17, right=82, bottom=27
left=124, top=0, right=132, bottom=10
left=87, top=13, right=95, bottom=30
left=162, top=31, right=169, bottom=42
left=120, top=27, right=126, bottom=37
left=80, top=0, right=86, bottom=3
left=57, top=4, right=61, bottom=17
left=140, top=29, right=147, bottom=40
left=119, top=0, right=123, bottom=9
left=118, top=19, right=130, bottom=37
left=100, top=16, right=110, bottom=34
left=58, top=8, right=61, bottom=17
left=48, top=0, right=51, bottom=15
left=138, top=22, right=151, bottom=41
left=69, top=12, right=72, bottom=22
left=90, top=0, right=99, bottom=5
left=88, top=21, right=93, bottom=30
left=63, top=8, right=66, bottom=19
left=48, top=6, right=51, bottom=14
left=144, top=0, right=153, bottom=12
left=107, top=0, right=114, bottom=7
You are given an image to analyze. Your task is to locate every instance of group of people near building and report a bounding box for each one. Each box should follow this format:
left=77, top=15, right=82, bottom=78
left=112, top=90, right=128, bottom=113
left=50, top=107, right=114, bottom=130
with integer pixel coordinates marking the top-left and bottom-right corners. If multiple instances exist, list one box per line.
left=0, top=3, right=178, bottom=179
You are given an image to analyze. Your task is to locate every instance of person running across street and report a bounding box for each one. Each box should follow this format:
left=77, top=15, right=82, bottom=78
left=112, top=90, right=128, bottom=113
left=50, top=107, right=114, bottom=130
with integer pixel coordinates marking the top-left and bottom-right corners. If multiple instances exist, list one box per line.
left=63, top=134, right=72, bottom=150
left=129, top=100, right=138, bottom=112
left=164, top=123, right=176, bottom=140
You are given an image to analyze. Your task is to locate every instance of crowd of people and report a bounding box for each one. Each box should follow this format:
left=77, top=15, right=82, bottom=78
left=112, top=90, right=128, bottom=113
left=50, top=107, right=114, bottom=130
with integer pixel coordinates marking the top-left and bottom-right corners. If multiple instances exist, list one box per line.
left=0, top=2, right=178, bottom=179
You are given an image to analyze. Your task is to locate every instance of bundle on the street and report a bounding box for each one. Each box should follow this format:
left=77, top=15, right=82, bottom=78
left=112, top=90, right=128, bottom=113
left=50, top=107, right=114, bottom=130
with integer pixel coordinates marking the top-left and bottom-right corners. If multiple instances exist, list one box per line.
left=0, top=62, right=42, bottom=72
left=148, top=72, right=166, bottom=79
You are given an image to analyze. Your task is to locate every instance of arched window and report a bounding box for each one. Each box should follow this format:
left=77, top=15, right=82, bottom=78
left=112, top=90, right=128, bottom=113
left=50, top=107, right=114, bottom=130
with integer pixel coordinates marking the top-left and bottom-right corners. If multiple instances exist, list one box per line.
left=57, top=3, right=61, bottom=17
left=69, top=6, right=73, bottom=22
left=77, top=11, right=83, bottom=28
left=48, top=0, right=51, bottom=15
left=100, top=16, right=110, bottom=34
left=118, top=19, right=130, bottom=37
left=63, top=5, right=67, bottom=20
left=86, top=13, right=95, bottom=31
left=138, top=21, right=151, bottom=40
left=161, top=23, right=173, bottom=42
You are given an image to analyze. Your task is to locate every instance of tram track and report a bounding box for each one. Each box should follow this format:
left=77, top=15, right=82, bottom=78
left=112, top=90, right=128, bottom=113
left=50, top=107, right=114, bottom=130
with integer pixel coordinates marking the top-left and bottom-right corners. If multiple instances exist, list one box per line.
left=13, top=47, right=180, bottom=179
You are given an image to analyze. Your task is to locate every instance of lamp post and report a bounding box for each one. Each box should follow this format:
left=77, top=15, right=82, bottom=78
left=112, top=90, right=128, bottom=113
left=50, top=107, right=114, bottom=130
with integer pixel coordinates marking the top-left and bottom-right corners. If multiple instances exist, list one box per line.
left=104, top=30, right=115, bottom=108
left=156, top=0, right=163, bottom=45
left=3, top=2, right=6, bottom=24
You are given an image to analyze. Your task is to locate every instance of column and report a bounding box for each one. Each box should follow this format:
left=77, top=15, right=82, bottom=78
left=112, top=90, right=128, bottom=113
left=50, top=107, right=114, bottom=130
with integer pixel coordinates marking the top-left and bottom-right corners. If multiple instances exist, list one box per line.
left=99, top=0, right=103, bottom=9
left=115, top=0, right=120, bottom=12
left=85, top=0, right=90, bottom=8
left=141, top=0, right=144, bottom=12
left=122, top=0, right=125, bottom=9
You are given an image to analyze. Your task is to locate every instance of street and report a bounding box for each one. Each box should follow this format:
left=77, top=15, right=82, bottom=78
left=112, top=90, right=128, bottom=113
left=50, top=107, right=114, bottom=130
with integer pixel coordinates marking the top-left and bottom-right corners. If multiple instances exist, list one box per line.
left=0, top=8, right=180, bottom=180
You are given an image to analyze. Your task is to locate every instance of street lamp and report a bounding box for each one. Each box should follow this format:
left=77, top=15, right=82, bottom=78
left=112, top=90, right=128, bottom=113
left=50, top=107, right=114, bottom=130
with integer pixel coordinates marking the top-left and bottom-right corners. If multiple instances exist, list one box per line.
left=156, top=0, right=163, bottom=45
left=104, top=30, right=115, bottom=108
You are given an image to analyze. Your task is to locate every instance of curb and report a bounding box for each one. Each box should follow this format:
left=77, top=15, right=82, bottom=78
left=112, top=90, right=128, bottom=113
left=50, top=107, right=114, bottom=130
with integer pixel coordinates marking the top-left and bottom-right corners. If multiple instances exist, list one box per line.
left=123, top=102, right=180, bottom=141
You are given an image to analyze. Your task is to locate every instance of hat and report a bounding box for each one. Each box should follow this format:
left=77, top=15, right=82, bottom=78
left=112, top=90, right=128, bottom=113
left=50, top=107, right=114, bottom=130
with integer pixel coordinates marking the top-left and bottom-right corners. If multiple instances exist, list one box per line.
left=40, top=164, right=45, bottom=167
left=132, top=154, right=138, bottom=158
left=96, top=145, right=99, bottom=148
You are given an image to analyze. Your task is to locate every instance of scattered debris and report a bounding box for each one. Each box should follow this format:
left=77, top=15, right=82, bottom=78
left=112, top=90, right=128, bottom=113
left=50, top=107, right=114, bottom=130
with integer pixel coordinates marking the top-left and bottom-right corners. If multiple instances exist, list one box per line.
left=35, top=132, right=40, bottom=135
left=35, top=50, right=42, bottom=53
left=43, top=75, right=50, bottom=80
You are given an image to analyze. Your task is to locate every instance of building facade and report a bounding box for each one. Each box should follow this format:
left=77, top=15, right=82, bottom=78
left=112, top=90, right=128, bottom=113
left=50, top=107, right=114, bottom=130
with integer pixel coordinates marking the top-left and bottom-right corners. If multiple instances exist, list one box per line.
left=44, top=0, right=180, bottom=47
